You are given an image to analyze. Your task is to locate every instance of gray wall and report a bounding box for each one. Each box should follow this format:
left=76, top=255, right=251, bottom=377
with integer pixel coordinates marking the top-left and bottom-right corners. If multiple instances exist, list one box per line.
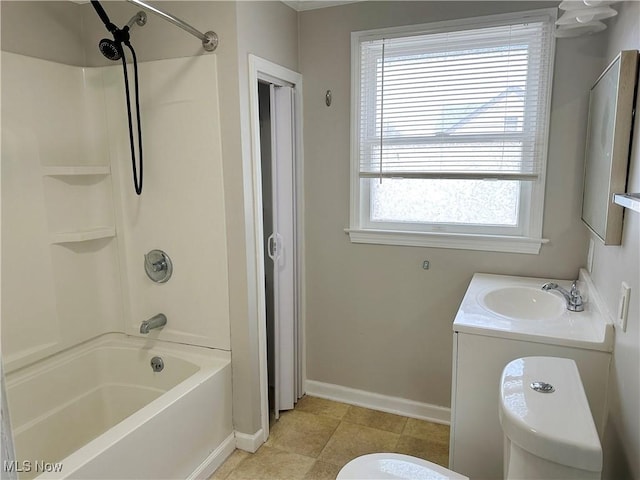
left=299, top=1, right=605, bottom=408
left=1, top=1, right=85, bottom=65
left=596, top=3, right=640, bottom=479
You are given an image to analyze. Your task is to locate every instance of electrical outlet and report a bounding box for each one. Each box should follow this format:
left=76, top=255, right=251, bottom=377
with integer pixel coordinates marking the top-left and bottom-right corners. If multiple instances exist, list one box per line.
left=587, top=238, right=595, bottom=273
left=617, top=282, right=631, bottom=332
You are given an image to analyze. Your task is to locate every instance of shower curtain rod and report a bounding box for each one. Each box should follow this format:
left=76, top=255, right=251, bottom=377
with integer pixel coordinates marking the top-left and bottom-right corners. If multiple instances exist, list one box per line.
left=126, top=0, right=218, bottom=51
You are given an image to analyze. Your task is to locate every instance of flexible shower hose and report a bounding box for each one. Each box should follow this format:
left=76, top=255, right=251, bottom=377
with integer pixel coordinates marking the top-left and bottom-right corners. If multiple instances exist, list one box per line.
left=119, top=41, right=143, bottom=195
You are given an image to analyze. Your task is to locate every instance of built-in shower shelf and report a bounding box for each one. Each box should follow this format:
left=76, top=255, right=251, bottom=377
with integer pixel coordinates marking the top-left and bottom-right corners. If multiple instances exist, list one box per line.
left=42, top=166, right=111, bottom=177
left=614, top=194, right=640, bottom=213
left=50, top=227, right=116, bottom=244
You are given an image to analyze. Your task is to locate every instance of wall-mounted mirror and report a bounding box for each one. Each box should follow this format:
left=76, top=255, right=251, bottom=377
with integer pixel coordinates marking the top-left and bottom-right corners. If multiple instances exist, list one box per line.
left=582, top=50, right=638, bottom=245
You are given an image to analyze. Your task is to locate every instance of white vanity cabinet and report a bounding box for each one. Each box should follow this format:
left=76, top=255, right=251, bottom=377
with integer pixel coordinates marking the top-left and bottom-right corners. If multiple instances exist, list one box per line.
left=448, top=270, right=613, bottom=480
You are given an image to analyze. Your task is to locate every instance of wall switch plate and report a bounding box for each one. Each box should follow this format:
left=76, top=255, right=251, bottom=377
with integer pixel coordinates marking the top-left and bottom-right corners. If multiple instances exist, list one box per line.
left=617, top=282, right=631, bottom=332
left=587, top=238, right=595, bottom=273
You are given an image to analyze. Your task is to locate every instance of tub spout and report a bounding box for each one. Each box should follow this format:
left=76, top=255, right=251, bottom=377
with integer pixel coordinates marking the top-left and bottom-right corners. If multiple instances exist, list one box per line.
left=140, top=313, right=167, bottom=334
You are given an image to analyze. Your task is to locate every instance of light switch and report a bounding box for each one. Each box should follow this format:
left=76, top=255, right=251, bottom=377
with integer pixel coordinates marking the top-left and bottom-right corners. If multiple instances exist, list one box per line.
left=617, top=282, right=631, bottom=332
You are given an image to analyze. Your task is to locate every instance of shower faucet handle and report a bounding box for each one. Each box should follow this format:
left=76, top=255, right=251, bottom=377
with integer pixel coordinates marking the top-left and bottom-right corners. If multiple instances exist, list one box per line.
left=146, top=256, right=166, bottom=272
left=144, top=249, right=173, bottom=283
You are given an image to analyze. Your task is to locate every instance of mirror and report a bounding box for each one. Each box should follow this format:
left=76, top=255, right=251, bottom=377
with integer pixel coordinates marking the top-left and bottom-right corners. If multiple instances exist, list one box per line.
left=582, top=50, right=638, bottom=245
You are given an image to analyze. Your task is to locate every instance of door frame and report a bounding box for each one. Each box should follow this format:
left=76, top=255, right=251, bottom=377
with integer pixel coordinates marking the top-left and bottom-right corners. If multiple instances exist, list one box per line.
left=247, top=54, right=305, bottom=441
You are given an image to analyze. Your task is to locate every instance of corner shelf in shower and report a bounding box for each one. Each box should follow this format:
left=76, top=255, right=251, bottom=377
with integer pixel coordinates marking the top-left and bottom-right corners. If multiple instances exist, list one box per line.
left=42, top=166, right=111, bottom=177
left=614, top=193, right=640, bottom=213
left=43, top=165, right=115, bottom=244
left=50, top=227, right=116, bottom=244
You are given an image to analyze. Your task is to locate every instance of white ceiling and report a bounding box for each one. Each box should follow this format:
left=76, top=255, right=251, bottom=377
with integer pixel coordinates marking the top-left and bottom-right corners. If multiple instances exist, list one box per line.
left=281, top=0, right=366, bottom=11
left=70, top=0, right=366, bottom=12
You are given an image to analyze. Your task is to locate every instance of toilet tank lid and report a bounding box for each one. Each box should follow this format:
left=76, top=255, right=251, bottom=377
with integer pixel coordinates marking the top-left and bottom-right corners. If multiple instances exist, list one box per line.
left=499, top=356, right=602, bottom=472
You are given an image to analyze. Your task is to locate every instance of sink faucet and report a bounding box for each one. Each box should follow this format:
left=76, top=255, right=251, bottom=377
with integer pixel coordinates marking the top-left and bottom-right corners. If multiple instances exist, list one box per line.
left=140, top=313, right=167, bottom=334
left=541, top=281, right=584, bottom=312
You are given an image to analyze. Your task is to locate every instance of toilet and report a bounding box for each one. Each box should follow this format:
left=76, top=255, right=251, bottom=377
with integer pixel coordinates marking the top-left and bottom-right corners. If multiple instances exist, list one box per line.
left=336, top=452, right=468, bottom=480
left=337, top=356, right=602, bottom=480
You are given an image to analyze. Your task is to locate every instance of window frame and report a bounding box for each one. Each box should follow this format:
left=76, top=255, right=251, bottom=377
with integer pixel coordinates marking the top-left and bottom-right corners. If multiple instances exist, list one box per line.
left=348, top=9, right=557, bottom=254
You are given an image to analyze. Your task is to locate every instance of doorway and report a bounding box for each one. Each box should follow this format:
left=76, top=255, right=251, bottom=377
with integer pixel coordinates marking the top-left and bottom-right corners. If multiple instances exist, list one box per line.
left=249, top=55, right=304, bottom=439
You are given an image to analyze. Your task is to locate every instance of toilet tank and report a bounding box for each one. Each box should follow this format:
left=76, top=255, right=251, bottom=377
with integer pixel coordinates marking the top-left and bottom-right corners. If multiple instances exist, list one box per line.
left=499, top=357, right=602, bottom=479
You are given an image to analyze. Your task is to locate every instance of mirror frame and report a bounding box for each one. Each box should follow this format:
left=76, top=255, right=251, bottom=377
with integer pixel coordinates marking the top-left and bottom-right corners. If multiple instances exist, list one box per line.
left=581, top=50, right=639, bottom=245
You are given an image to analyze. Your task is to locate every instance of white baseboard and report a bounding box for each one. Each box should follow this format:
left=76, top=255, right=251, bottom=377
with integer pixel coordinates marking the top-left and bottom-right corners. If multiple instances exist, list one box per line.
left=235, top=428, right=265, bottom=453
left=187, top=433, right=236, bottom=480
left=304, top=380, right=450, bottom=425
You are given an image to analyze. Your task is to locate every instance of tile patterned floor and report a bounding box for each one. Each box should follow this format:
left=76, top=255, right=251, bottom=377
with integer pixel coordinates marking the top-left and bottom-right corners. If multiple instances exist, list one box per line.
left=209, top=395, right=450, bottom=480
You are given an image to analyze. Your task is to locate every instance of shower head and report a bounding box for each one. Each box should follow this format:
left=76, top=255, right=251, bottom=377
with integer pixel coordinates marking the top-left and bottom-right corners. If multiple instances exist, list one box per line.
left=99, top=38, right=122, bottom=61
left=97, top=25, right=131, bottom=61
left=92, top=1, right=145, bottom=61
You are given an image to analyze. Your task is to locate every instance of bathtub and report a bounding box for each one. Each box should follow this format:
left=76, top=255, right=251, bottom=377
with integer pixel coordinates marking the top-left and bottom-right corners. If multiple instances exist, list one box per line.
left=4, top=334, right=234, bottom=479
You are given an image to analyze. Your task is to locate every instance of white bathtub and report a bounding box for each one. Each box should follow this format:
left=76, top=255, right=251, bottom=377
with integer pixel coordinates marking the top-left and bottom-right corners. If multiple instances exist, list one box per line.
left=5, top=334, right=234, bottom=479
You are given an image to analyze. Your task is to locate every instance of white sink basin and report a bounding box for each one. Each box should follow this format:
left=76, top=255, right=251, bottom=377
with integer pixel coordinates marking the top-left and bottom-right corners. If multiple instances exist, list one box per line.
left=480, top=286, right=566, bottom=320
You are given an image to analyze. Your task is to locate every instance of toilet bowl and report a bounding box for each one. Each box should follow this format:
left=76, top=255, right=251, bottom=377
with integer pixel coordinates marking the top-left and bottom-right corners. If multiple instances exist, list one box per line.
left=500, top=356, right=602, bottom=479
left=336, top=453, right=468, bottom=480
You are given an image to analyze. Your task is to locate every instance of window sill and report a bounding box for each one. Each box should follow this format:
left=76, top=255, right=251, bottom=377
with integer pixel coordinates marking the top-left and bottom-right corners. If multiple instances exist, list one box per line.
left=345, top=228, right=548, bottom=254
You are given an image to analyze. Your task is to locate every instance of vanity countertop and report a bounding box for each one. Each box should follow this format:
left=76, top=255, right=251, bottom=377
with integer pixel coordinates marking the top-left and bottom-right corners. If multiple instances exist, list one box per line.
left=453, top=268, right=614, bottom=352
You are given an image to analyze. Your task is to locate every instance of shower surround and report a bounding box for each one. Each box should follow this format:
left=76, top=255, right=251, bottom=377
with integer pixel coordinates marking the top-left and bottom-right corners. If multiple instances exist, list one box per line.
left=1, top=50, right=231, bottom=477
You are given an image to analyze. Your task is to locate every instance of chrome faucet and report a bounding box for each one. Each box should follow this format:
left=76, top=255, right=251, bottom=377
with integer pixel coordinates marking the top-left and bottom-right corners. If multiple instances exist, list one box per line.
left=541, top=281, right=584, bottom=312
left=140, top=313, right=167, bottom=334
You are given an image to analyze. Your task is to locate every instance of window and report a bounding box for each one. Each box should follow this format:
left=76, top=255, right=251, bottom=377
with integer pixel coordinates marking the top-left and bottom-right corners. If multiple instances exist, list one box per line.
left=349, top=10, right=556, bottom=253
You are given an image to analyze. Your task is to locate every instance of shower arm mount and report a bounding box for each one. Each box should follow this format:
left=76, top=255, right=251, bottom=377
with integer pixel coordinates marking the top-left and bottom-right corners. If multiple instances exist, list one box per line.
left=126, top=0, right=218, bottom=52
left=126, top=11, right=147, bottom=30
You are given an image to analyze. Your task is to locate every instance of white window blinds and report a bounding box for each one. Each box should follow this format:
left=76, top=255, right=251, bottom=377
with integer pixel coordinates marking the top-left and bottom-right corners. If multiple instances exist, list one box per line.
left=357, top=14, right=555, bottom=180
